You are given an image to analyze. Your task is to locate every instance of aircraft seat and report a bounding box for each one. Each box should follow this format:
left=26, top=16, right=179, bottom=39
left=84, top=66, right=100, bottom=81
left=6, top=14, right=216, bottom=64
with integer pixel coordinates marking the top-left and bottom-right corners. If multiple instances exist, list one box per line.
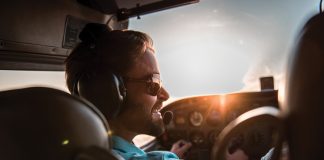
left=0, top=87, right=122, bottom=160
left=284, top=13, right=324, bottom=160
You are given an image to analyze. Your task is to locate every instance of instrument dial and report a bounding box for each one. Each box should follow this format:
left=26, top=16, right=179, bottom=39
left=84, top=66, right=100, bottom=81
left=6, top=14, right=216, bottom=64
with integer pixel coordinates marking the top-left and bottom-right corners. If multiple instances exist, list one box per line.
left=190, top=131, right=205, bottom=145
left=207, top=110, right=222, bottom=126
left=189, top=111, right=204, bottom=127
left=174, top=116, right=186, bottom=125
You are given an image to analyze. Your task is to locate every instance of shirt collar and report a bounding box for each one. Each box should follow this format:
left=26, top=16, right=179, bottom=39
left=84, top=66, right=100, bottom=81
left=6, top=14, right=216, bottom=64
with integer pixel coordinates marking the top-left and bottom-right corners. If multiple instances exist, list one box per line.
left=111, top=135, right=145, bottom=155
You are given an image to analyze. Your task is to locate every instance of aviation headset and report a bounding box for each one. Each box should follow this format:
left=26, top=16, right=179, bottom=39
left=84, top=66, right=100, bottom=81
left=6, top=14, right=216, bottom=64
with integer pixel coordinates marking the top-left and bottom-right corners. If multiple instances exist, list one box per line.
left=72, top=23, right=126, bottom=119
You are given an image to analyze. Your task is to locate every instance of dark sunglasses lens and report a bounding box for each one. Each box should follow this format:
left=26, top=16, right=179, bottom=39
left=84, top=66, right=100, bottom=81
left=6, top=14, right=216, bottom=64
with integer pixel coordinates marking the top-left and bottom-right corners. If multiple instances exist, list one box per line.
left=148, top=82, right=161, bottom=96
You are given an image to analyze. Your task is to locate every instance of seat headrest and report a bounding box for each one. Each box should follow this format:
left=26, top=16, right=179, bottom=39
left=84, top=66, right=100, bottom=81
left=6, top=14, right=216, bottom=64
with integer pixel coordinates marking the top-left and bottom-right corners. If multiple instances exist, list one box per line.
left=285, top=13, right=324, bottom=160
left=0, top=87, right=111, bottom=160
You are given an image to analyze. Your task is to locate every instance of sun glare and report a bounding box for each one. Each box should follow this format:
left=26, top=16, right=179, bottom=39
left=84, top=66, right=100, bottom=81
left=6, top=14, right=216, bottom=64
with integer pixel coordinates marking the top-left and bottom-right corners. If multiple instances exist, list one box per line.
left=278, top=76, right=287, bottom=112
left=219, top=94, right=226, bottom=113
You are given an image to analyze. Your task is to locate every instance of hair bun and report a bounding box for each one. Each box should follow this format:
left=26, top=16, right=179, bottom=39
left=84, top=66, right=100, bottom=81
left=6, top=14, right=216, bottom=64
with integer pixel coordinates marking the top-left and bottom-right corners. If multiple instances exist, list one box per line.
left=79, top=23, right=111, bottom=45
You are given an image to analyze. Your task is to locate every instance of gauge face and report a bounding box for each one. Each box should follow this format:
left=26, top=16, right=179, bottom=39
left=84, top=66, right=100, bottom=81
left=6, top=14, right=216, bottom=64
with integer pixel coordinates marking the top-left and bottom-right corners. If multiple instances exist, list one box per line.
left=208, top=130, right=220, bottom=142
left=174, top=116, right=186, bottom=125
left=207, top=110, right=222, bottom=126
left=189, top=111, right=204, bottom=127
left=190, top=131, right=204, bottom=145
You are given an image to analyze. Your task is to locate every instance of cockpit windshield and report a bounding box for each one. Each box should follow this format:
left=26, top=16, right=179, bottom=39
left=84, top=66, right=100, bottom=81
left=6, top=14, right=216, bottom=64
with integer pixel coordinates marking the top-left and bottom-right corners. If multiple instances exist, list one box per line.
left=129, top=0, right=320, bottom=148
left=129, top=0, right=319, bottom=98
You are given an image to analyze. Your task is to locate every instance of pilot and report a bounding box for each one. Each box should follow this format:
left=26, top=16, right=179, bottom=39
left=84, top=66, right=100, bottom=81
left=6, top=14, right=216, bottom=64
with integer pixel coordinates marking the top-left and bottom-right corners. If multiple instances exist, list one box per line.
left=65, top=23, right=192, bottom=159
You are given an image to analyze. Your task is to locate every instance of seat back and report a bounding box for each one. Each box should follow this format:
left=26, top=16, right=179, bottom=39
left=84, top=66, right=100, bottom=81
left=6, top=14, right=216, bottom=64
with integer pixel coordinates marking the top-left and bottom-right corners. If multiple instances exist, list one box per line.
left=284, top=13, right=324, bottom=160
left=0, top=87, right=116, bottom=160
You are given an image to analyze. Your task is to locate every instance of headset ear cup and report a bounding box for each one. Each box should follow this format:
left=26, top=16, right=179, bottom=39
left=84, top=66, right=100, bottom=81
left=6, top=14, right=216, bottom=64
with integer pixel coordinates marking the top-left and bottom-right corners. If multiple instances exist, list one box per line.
left=110, top=74, right=126, bottom=118
left=76, top=72, right=126, bottom=120
left=115, top=75, right=126, bottom=104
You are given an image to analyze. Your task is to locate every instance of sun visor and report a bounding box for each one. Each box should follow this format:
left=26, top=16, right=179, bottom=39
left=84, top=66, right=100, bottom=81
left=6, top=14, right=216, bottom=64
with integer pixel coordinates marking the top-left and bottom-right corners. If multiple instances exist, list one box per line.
left=78, top=0, right=199, bottom=21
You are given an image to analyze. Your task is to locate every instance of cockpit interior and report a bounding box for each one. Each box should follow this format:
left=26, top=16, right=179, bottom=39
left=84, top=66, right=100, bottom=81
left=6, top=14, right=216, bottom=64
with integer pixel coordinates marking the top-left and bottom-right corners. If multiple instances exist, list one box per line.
left=0, top=0, right=323, bottom=160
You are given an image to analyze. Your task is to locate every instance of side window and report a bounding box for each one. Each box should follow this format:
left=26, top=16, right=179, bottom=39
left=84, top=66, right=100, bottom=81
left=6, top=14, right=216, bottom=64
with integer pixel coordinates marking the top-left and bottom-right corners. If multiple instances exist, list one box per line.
left=0, top=70, right=67, bottom=92
left=133, top=134, right=156, bottom=148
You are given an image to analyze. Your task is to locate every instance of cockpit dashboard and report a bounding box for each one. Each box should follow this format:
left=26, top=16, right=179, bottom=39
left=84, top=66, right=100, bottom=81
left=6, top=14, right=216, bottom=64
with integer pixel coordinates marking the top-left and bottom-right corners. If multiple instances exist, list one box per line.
left=158, top=90, right=278, bottom=159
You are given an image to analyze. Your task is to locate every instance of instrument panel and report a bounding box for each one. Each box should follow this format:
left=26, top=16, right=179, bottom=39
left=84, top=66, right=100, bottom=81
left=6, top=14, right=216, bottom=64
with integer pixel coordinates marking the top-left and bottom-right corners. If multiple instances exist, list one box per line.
left=158, top=90, right=278, bottom=160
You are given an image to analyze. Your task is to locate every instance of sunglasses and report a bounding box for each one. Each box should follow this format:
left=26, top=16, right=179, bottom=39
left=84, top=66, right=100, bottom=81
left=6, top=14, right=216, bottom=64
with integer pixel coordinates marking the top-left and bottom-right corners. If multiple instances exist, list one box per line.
left=123, top=74, right=162, bottom=96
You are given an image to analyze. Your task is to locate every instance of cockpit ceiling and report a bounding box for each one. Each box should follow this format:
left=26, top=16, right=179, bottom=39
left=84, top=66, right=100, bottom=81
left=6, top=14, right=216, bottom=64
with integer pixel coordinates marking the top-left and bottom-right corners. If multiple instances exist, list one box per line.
left=0, top=0, right=198, bottom=71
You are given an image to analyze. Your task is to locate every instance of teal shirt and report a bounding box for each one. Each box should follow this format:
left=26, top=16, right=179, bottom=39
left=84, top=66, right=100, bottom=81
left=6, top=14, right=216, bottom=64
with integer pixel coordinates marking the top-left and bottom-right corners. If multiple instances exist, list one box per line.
left=112, top=136, right=179, bottom=160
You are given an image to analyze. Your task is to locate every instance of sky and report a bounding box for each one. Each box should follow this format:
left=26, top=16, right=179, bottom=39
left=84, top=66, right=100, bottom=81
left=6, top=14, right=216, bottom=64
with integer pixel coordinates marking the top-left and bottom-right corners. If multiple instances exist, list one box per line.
left=129, top=0, right=320, bottom=98
left=0, top=0, right=320, bottom=100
